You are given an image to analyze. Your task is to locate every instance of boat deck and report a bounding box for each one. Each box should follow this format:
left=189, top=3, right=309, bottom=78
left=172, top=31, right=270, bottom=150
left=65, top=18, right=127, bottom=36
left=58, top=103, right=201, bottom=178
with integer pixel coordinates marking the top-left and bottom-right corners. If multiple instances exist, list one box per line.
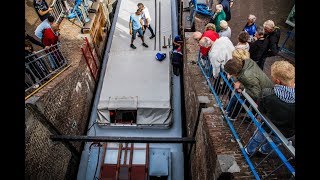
left=77, top=0, right=183, bottom=179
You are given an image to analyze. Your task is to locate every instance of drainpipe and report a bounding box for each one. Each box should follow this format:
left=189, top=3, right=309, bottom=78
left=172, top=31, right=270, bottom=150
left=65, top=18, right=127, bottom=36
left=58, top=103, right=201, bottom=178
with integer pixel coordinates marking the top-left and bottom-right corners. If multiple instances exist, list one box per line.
left=171, top=0, right=178, bottom=37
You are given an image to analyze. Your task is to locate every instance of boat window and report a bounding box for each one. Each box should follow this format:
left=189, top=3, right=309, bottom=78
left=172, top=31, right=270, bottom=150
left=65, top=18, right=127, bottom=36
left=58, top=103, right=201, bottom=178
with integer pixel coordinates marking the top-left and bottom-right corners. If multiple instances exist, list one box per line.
left=109, top=110, right=137, bottom=124
left=149, top=176, right=168, bottom=180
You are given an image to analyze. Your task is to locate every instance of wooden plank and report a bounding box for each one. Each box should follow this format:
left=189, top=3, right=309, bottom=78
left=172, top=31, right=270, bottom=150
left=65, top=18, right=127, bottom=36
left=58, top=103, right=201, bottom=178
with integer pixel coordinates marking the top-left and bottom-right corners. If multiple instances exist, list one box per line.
left=145, top=143, right=149, bottom=179
left=128, top=143, right=134, bottom=180
left=116, top=143, right=123, bottom=180
left=99, top=143, right=108, bottom=179
left=123, top=143, right=128, bottom=165
left=183, top=0, right=190, bottom=10
left=182, top=11, right=192, bottom=31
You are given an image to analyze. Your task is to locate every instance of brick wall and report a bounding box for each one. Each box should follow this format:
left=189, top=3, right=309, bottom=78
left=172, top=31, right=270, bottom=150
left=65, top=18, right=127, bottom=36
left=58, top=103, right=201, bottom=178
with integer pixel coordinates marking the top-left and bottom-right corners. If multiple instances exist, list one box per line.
left=25, top=104, right=74, bottom=179
left=25, top=0, right=118, bottom=178
left=34, top=57, right=96, bottom=151
left=25, top=58, right=96, bottom=179
left=183, top=40, right=199, bottom=137
left=182, top=2, right=254, bottom=178
left=190, top=110, right=218, bottom=180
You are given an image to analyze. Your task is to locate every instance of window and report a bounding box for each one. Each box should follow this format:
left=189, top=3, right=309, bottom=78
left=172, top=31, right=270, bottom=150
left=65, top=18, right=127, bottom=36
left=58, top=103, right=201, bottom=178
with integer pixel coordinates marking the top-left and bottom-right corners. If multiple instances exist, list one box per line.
left=149, top=176, right=168, bottom=180
left=109, top=110, right=137, bottom=124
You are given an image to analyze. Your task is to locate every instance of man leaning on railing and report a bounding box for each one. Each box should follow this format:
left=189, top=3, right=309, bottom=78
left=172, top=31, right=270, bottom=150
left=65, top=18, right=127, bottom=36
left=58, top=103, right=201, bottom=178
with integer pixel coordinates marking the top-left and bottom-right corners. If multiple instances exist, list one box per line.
left=25, top=40, right=50, bottom=89
left=223, top=54, right=274, bottom=120
left=245, top=60, right=295, bottom=156
left=42, top=22, right=64, bottom=71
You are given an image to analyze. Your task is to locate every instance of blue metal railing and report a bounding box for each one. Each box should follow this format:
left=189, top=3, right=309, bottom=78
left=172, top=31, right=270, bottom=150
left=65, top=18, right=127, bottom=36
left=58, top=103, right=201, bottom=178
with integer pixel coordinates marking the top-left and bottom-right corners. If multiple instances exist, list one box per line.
left=187, top=0, right=215, bottom=28
left=191, top=0, right=214, bottom=16
left=197, top=54, right=295, bottom=179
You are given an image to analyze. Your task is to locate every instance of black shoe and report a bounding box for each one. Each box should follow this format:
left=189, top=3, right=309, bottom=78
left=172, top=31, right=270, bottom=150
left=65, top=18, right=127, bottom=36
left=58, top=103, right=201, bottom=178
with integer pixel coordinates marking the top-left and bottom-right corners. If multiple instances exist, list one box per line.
left=142, top=43, right=148, bottom=47
left=243, top=117, right=251, bottom=123
left=149, top=34, right=155, bottom=39
left=130, top=44, right=136, bottom=49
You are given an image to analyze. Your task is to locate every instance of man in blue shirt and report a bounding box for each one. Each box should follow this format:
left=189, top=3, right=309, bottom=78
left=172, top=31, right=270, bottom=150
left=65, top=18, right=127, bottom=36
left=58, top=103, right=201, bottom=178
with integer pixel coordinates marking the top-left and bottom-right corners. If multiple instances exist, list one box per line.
left=129, top=9, right=148, bottom=49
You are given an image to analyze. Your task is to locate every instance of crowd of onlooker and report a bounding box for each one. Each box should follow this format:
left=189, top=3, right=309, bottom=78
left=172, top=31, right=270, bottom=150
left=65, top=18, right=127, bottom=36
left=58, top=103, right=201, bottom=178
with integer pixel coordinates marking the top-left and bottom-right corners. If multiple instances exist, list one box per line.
left=25, top=0, right=64, bottom=90
left=190, top=0, right=294, bottom=157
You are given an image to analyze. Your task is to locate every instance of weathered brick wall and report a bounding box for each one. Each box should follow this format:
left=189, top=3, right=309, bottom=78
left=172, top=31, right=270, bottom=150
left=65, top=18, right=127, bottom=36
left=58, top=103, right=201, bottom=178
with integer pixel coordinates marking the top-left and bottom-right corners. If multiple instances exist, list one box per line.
left=25, top=104, right=74, bottom=180
left=34, top=57, right=96, bottom=151
left=190, top=110, right=218, bottom=180
left=183, top=2, right=253, bottom=178
left=25, top=0, right=119, bottom=178
left=25, top=58, right=95, bottom=179
left=189, top=106, right=255, bottom=180
left=203, top=112, right=254, bottom=179
left=183, top=40, right=199, bottom=137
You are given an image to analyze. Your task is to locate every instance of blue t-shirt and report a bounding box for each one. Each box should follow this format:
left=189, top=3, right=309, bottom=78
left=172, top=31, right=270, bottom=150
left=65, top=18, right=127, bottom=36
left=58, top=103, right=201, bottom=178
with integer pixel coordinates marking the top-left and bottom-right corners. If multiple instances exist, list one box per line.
left=130, top=14, right=142, bottom=30
left=243, top=23, right=257, bottom=36
left=34, top=19, right=51, bottom=39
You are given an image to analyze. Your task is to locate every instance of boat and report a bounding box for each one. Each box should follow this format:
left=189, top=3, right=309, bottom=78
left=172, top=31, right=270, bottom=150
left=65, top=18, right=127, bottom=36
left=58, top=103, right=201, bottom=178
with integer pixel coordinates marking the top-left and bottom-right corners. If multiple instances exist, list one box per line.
left=76, top=0, right=184, bottom=179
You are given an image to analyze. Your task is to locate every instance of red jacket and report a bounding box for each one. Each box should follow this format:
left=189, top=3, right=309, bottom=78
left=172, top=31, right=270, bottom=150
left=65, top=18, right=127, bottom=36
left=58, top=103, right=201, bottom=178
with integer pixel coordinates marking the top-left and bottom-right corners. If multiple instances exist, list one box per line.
left=42, top=28, right=58, bottom=46
left=200, top=30, right=219, bottom=56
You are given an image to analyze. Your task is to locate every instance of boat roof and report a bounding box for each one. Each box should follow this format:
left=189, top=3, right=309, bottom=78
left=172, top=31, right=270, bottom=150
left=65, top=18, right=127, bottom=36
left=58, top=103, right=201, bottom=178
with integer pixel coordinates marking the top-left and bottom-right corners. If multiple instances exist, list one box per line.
left=97, top=51, right=171, bottom=109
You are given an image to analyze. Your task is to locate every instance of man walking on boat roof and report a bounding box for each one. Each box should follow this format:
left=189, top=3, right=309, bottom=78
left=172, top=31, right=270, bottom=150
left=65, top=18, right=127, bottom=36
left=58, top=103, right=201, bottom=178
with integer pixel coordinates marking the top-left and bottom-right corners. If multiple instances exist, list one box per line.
left=137, top=3, right=156, bottom=39
left=129, top=8, right=149, bottom=49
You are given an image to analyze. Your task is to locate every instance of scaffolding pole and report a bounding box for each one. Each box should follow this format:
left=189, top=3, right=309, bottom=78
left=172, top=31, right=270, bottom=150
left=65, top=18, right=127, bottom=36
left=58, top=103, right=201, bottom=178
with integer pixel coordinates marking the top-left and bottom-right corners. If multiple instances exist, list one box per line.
left=51, top=135, right=196, bottom=143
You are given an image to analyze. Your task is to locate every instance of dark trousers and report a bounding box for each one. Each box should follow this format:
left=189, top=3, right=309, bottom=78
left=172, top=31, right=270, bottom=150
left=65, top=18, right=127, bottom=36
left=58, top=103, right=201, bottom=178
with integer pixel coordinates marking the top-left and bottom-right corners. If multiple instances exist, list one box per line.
left=172, top=52, right=183, bottom=76
left=143, top=25, right=155, bottom=36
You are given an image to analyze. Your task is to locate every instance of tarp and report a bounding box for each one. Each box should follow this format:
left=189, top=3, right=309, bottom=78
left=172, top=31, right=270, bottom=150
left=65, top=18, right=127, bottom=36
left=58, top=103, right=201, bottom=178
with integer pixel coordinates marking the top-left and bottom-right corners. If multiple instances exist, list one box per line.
left=96, top=51, right=172, bottom=126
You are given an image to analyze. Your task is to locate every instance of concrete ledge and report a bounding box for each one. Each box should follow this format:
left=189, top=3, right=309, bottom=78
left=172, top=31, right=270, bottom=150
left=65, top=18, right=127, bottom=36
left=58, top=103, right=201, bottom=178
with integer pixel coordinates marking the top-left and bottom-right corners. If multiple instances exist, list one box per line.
left=202, top=107, right=214, bottom=114
left=198, top=95, right=210, bottom=104
left=217, top=154, right=240, bottom=173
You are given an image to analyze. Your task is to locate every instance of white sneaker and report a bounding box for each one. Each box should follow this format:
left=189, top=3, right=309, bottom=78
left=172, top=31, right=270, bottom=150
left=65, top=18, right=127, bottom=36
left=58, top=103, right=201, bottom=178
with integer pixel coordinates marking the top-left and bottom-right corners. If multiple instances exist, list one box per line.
left=258, top=147, right=269, bottom=155
left=227, top=116, right=237, bottom=121
left=244, top=147, right=251, bottom=156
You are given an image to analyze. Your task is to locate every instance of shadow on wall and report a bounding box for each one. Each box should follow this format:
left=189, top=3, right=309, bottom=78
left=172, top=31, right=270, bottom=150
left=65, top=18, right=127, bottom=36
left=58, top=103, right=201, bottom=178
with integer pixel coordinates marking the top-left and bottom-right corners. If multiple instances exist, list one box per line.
left=217, top=172, right=235, bottom=180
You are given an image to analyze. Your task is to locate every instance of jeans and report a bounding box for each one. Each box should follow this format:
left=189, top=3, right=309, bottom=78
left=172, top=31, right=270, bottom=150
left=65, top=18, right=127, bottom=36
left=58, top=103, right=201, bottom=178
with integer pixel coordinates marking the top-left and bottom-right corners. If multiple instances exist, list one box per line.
left=226, top=93, right=239, bottom=118
left=48, top=54, right=59, bottom=70
left=246, top=129, right=282, bottom=155
left=132, top=28, right=143, bottom=39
